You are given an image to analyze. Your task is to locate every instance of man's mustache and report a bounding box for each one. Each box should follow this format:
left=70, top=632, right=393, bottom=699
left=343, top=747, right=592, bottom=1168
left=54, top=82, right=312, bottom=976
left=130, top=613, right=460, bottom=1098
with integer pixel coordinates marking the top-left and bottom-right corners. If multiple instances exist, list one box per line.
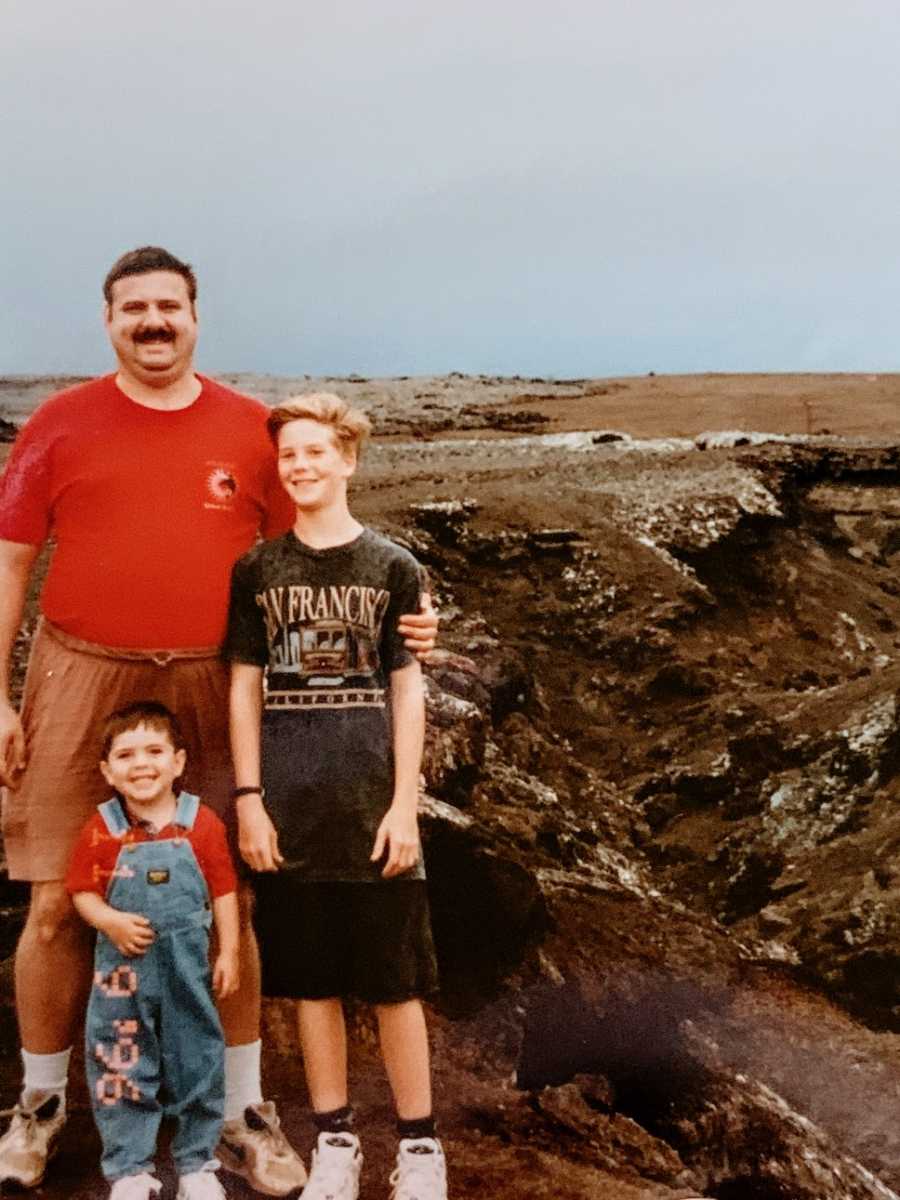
left=133, top=328, right=176, bottom=344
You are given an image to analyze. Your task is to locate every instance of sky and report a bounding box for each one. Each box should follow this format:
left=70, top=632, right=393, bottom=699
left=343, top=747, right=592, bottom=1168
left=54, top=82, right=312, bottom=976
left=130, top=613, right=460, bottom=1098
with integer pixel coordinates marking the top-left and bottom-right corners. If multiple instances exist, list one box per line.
left=4, top=0, right=900, bottom=378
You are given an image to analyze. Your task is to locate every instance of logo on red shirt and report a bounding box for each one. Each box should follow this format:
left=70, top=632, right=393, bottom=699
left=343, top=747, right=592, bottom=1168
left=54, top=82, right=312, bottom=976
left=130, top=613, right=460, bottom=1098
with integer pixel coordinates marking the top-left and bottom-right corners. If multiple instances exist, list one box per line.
left=205, top=466, right=238, bottom=509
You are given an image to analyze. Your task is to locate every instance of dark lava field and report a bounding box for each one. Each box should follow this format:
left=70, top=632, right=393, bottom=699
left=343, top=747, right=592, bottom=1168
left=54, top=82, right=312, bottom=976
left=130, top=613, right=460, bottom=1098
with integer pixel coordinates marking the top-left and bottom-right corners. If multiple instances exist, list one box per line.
left=2, top=372, right=900, bottom=1199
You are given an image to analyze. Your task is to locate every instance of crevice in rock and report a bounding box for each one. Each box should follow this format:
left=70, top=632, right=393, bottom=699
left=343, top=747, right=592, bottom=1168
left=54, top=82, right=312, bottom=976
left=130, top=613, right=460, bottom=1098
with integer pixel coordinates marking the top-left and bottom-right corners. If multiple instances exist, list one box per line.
left=708, top=1180, right=793, bottom=1199
left=424, top=822, right=549, bottom=1016
left=516, top=975, right=715, bottom=1127
left=667, top=514, right=785, bottom=599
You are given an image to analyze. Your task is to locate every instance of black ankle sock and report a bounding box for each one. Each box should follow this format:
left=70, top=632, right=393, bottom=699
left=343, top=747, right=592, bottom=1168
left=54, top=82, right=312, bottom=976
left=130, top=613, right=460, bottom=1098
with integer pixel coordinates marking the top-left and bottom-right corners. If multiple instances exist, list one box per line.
left=313, top=1104, right=354, bottom=1135
left=397, top=1114, right=436, bottom=1140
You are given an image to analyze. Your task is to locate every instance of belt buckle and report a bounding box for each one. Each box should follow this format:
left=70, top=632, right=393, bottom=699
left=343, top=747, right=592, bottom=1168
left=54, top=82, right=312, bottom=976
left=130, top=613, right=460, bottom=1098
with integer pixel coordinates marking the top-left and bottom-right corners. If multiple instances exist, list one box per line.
left=151, top=651, right=175, bottom=667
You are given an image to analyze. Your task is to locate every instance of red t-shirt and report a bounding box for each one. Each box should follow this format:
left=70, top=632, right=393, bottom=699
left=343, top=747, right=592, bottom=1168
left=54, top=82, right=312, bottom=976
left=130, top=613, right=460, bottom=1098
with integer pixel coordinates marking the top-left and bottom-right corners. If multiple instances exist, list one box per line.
left=65, top=802, right=237, bottom=900
left=0, top=375, right=294, bottom=648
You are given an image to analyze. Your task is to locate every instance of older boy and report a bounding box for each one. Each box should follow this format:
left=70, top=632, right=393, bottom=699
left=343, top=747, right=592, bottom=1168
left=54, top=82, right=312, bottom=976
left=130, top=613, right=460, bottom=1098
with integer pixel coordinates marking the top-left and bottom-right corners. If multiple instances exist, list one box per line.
left=227, top=395, right=447, bottom=1200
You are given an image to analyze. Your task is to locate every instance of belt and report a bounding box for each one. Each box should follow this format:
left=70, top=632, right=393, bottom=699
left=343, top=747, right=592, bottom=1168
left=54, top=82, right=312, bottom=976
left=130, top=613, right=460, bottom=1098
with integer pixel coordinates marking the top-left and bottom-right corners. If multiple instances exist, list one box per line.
left=41, top=619, right=222, bottom=666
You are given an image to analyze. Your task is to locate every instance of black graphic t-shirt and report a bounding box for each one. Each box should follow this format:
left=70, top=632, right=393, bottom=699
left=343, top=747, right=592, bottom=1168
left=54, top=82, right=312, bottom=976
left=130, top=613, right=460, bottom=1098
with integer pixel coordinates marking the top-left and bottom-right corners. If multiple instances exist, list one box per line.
left=225, top=528, right=426, bottom=881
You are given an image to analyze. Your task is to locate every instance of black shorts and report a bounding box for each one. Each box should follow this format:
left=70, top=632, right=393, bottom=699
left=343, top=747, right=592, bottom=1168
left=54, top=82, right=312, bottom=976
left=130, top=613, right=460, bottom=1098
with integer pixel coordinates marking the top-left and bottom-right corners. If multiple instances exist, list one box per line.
left=251, top=874, right=439, bottom=1004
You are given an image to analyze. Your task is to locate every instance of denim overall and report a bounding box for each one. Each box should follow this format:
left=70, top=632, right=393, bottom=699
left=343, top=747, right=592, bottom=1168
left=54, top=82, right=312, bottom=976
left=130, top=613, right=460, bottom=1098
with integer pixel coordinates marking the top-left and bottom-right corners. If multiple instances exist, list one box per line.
left=84, top=792, right=225, bottom=1181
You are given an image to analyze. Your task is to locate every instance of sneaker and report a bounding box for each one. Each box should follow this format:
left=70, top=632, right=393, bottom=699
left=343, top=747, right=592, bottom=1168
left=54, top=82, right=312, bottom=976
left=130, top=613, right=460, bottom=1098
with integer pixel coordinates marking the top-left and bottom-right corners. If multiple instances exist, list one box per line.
left=218, top=1101, right=307, bottom=1196
left=0, top=1093, right=66, bottom=1189
left=389, top=1138, right=447, bottom=1200
left=109, top=1173, right=163, bottom=1200
left=301, top=1132, right=362, bottom=1200
left=176, top=1161, right=226, bottom=1200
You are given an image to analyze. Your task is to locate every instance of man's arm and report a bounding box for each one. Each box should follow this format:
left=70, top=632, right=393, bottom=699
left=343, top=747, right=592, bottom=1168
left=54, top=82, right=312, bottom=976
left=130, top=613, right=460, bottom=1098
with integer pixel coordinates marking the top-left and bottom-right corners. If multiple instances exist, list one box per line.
left=0, top=539, right=40, bottom=786
left=72, top=891, right=155, bottom=956
left=229, top=662, right=283, bottom=872
left=398, top=592, right=438, bottom=661
left=370, top=659, right=426, bottom=878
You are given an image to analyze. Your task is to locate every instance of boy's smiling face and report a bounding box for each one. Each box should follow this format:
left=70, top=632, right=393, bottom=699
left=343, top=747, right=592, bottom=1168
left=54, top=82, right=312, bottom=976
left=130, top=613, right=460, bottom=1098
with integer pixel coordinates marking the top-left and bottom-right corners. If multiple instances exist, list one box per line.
left=276, top=417, right=357, bottom=512
left=100, top=723, right=186, bottom=811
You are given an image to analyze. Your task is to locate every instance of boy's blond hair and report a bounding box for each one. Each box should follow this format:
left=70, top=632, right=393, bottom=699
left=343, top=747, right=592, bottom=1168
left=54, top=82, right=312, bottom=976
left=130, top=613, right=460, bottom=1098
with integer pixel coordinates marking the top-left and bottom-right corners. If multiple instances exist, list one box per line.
left=266, top=392, right=372, bottom=460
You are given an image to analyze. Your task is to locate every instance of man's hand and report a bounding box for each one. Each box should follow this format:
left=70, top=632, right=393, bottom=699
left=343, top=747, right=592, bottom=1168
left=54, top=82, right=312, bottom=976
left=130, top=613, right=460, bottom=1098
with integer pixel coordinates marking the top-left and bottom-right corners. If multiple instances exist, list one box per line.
left=398, top=592, right=438, bottom=662
left=0, top=700, right=26, bottom=788
left=0, top=540, right=40, bottom=785
left=213, top=947, right=240, bottom=998
left=370, top=803, right=420, bottom=878
left=237, top=795, right=284, bottom=872
left=102, top=911, right=155, bottom=956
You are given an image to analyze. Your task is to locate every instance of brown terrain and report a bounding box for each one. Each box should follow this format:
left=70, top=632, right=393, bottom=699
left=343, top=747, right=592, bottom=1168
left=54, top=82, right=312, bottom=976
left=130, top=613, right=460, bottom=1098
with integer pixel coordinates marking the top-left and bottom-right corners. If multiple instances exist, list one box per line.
left=2, top=371, right=900, bottom=1199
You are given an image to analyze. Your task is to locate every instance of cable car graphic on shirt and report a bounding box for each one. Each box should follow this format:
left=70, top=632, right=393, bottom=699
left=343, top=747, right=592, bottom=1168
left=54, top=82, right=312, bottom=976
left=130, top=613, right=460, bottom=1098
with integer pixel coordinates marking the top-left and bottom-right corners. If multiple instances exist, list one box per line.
left=271, top=619, right=377, bottom=685
left=300, top=622, right=348, bottom=674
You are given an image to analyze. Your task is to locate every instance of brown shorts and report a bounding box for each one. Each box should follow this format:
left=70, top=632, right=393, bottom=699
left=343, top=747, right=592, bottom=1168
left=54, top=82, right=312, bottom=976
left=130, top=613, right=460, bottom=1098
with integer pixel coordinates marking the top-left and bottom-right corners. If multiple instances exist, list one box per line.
left=1, top=621, right=233, bottom=883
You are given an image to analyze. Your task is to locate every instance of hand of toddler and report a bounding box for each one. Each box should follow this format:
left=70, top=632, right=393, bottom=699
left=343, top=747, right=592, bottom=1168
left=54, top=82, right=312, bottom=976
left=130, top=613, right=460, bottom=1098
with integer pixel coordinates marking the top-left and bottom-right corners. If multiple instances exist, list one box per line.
left=104, top=911, right=155, bottom=957
left=213, top=949, right=239, bottom=998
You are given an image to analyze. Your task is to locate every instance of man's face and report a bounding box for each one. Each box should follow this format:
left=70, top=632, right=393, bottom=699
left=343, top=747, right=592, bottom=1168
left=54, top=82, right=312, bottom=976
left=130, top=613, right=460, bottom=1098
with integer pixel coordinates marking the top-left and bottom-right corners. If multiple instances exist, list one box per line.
left=104, top=270, right=198, bottom=386
left=276, top=418, right=357, bottom=512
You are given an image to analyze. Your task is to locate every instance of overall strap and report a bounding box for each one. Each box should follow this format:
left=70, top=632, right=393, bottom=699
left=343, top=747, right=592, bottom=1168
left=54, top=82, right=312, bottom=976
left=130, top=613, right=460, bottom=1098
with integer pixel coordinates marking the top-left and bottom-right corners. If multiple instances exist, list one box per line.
left=98, top=797, right=130, bottom=836
left=174, top=791, right=201, bottom=831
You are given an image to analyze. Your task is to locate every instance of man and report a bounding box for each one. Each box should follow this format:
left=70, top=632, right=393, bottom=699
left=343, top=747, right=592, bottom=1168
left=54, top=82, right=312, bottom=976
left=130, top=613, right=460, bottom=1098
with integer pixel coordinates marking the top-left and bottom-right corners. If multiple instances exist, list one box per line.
left=0, top=246, right=438, bottom=1196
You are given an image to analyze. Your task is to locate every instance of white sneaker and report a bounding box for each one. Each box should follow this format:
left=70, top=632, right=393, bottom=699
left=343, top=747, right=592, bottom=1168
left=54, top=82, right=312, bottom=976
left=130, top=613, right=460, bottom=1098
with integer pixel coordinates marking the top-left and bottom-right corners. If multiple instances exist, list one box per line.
left=301, top=1132, right=362, bottom=1200
left=390, top=1138, right=447, bottom=1200
left=176, top=1160, right=227, bottom=1199
left=0, top=1093, right=66, bottom=1189
left=218, top=1101, right=307, bottom=1195
left=109, top=1173, right=163, bottom=1200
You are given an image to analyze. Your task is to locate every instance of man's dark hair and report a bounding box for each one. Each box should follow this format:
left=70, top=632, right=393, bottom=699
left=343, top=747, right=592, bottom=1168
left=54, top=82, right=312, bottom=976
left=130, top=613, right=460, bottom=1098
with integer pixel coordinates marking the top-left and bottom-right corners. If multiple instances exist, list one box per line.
left=100, top=700, right=187, bottom=760
left=103, top=246, right=197, bottom=305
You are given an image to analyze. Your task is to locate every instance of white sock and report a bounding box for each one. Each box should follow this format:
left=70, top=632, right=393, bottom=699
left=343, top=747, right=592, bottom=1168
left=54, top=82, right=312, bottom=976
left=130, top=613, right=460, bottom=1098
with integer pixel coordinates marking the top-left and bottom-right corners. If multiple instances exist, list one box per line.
left=180, top=1162, right=219, bottom=1179
left=224, top=1040, right=263, bottom=1121
left=21, top=1048, right=71, bottom=1109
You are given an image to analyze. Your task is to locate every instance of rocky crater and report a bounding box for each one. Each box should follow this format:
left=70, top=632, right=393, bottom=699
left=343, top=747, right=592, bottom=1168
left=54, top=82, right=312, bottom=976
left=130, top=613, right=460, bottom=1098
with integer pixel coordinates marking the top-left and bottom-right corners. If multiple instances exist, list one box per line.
left=3, top=376, right=900, bottom=1198
left=360, top=429, right=900, bottom=1198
